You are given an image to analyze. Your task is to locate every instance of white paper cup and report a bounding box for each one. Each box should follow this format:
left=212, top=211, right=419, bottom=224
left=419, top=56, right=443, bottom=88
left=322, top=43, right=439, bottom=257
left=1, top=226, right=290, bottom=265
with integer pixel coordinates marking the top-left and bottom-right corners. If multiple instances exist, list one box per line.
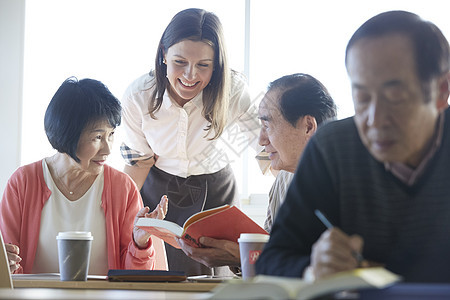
left=56, top=231, right=93, bottom=281
left=238, top=233, right=270, bottom=280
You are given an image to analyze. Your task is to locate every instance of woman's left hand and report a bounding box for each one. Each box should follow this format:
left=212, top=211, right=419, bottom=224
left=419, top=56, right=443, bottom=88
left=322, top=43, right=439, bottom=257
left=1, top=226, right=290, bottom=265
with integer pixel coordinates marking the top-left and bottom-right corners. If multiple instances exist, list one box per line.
left=6, top=243, right=22, bottom=273
left=133, top=195, right=168, bottom=249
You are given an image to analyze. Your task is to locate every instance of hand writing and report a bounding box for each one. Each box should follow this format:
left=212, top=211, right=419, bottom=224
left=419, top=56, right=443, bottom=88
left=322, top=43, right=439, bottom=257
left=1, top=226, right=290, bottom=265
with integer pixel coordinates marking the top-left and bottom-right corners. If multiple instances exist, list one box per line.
left=310, top=227, right=363, bottom=279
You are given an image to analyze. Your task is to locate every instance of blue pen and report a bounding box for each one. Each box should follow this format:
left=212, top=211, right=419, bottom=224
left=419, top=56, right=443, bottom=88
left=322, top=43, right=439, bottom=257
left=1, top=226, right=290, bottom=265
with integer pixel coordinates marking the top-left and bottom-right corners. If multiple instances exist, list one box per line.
left=314, top=210, right=334, bottom=229
left=314, top=209, right=364, bottom=265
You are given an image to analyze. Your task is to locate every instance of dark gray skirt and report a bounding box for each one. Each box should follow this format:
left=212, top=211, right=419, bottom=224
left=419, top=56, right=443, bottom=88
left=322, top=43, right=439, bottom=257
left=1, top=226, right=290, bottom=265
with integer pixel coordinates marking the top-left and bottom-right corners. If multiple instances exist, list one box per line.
left=140, top=165, right=239, bottom=276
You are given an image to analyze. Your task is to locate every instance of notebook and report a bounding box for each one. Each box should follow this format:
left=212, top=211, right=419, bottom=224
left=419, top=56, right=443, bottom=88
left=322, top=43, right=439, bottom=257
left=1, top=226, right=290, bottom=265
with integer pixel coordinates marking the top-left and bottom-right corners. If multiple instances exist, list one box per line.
left=0, top=231, right=13, bottom=288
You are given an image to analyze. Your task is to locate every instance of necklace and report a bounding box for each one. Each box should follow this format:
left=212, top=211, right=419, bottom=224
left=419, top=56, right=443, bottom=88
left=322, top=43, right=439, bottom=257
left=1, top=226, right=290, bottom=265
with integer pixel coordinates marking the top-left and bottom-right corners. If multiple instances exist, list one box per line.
left=51, top=157, right=89, bottom=196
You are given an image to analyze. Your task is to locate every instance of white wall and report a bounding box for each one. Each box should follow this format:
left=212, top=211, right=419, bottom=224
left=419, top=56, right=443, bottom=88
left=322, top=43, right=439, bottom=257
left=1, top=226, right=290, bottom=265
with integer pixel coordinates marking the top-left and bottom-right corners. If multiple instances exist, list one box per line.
left=0, top=0, right=25, bottom=195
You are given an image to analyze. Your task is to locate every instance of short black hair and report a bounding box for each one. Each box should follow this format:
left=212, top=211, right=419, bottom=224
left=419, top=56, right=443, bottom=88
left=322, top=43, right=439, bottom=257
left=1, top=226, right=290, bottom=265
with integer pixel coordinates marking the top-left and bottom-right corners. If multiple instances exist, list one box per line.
left=345, top=10, right=450, bottom=84
left=44, top=77, right=121, bottom=162
left=268, top=73, right=337, bottom=127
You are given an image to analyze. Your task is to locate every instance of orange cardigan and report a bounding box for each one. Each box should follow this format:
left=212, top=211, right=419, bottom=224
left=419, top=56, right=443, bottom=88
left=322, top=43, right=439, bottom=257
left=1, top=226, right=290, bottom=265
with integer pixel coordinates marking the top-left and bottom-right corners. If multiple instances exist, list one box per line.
left=0, top=160, right=155, bottom=273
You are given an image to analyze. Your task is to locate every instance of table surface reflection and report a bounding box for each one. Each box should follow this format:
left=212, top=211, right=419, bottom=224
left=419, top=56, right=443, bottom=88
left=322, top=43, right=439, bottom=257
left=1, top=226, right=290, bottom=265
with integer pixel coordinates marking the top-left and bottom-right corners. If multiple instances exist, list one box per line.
left=0, top=288, right=211, bottom=300
left=6, top=276, right=218, bottom=300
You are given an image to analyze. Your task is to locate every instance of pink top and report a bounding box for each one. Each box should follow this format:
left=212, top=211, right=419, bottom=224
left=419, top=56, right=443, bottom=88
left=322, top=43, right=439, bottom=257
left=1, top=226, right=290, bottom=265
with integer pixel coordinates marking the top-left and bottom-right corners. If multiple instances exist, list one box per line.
left=0, top=160, right=156, bottom=273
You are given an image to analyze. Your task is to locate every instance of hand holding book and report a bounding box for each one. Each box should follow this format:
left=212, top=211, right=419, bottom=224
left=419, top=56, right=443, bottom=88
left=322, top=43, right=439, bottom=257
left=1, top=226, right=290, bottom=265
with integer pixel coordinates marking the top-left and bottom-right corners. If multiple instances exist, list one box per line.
left=176, top=236, right=241, bottom=268
left=136, top=205, right=268, bottom=249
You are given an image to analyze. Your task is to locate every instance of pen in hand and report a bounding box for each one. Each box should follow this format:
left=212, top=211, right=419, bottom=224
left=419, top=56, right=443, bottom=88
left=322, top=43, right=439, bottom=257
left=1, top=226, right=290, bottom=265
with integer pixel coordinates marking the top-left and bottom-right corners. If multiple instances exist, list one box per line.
left=314, top=209, right=364, bottom=266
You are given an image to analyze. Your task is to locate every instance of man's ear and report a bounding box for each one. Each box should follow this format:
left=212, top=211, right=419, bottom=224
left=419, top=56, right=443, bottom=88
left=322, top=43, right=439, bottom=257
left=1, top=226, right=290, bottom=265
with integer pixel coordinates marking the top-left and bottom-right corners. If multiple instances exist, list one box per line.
left=436, top=72, right=450, bottom=110
left=297, top=115, right=317, bottom=136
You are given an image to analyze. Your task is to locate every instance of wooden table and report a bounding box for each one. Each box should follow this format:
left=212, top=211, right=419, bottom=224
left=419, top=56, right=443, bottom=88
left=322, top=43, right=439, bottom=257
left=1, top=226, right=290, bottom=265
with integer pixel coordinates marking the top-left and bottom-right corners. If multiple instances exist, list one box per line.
left=6, top=276, right=221, bottom=299
left=0, top=288, right=211, bottom=299
left=12, top=278, right=219, bottom=292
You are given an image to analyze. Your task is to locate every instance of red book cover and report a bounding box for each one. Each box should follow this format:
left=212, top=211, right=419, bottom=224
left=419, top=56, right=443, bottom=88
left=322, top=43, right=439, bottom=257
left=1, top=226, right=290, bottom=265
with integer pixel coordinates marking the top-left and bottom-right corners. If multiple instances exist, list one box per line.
left=136, top=205, right=268, bottom=249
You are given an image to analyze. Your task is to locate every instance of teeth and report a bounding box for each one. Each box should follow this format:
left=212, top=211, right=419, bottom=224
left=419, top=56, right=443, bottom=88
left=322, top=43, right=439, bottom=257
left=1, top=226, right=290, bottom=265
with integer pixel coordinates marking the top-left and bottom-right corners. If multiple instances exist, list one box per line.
left=180, top=79, right=197, bottom=87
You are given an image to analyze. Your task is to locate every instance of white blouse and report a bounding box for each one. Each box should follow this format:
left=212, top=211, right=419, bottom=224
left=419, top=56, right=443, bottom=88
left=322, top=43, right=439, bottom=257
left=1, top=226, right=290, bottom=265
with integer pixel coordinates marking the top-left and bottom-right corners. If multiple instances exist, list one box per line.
left=31, top=160, right=108, bottom=275
left=121, top=71, right=261, bottom=178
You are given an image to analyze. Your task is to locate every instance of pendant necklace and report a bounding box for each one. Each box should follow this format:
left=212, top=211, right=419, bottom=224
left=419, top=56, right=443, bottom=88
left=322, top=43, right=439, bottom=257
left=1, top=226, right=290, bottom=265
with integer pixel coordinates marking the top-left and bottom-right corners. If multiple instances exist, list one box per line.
left=52, top=157, right=88, bottom=196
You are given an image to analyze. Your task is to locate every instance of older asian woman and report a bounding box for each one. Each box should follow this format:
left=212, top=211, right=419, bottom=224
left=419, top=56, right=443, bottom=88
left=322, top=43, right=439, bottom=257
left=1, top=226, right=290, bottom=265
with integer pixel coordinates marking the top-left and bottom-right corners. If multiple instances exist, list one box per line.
left=0, top=77, right=167, bottom=274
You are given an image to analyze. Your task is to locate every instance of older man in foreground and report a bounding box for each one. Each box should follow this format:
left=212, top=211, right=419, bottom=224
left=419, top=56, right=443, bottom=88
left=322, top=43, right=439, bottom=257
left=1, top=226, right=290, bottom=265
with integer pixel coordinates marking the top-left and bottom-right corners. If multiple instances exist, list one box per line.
left=256, top=10, right=450, bottom=283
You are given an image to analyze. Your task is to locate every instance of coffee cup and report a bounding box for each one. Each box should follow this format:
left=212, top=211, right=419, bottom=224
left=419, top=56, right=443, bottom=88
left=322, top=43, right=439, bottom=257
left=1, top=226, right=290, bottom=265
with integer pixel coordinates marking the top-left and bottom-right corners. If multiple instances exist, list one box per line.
left=56, top=231, right=93, bottom=281
left=238, top=233, right=270, bottom=280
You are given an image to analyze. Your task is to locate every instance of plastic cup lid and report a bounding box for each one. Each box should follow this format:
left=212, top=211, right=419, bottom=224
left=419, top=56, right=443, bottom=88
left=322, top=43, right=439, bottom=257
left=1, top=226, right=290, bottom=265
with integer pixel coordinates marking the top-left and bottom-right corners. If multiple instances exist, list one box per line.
left=56, top=231, right=93, bottom=240
left=238, top=233, right=270, bottom=243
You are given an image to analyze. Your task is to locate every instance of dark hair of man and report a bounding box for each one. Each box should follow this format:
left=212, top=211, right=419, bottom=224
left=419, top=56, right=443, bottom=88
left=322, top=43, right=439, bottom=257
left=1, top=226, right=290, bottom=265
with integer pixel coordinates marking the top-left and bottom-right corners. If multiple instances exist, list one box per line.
left=345, top=10, right=450, bottom=86
left=44, top=77, right=121, bottom=162
left=149, top=8, right=230, bottom=139
left=268, top=73, right=337, bottom=127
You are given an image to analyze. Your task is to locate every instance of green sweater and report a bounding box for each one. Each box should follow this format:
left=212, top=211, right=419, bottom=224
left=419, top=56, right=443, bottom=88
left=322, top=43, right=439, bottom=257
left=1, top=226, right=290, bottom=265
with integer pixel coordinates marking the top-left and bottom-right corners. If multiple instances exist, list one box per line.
left=256, top=108, right=450, bottom=283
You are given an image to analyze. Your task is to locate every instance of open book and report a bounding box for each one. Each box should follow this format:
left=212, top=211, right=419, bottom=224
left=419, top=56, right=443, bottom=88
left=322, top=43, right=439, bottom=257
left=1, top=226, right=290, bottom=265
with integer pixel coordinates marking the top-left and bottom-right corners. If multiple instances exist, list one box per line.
left=211, top=267, right=401, bottom=300
left=136, top=205, right=268, bottom=249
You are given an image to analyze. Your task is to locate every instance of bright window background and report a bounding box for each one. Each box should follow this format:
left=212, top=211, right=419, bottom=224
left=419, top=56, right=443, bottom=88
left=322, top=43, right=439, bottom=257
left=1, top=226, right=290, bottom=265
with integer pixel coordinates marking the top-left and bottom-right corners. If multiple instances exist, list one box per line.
left=22, top=0, right=450, bottom=201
